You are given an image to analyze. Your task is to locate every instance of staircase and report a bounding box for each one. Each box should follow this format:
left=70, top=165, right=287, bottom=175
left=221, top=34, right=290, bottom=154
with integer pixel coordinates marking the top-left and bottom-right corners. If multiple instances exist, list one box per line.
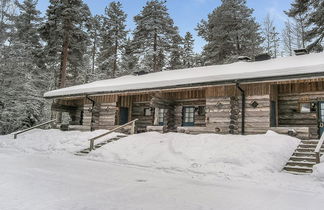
left=283, top=139, right=324, bottom=174
left=75, top=135, right=127, bottom=156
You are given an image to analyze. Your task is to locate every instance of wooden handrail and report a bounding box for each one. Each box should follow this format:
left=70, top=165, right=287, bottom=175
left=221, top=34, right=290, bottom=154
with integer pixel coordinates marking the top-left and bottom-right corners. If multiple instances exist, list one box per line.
left=13, top=119, right=56, bottom=139
left=315, top=134, right=324, bottom=163
left=89, top=119, right=138, bottom=151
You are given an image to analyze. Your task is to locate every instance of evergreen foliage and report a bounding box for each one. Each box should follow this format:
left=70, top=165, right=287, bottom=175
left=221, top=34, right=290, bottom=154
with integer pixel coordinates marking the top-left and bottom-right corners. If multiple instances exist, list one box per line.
left=196, top=0, right=263, bottom=65
left=97, top=1, right=127, bottom=78
left=0, top=0, right=49, bottom=135
left=133, top=0, right=180, bottom=72
left=285, top=0, right=324, bottom=51
left=183, top=32, right=195, bottom=68
left=41, top=0, right=91, bottom=88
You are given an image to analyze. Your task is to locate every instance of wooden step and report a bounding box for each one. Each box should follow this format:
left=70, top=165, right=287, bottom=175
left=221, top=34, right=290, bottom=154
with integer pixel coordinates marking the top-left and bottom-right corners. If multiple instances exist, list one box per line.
left=301, top=140, right=319, bottom=145
left=283, top=166, right=313, bottom=173
left=286, top=161, right=316, bottom=167
left=298, top=144, right=317, bottom=148
left=74, top=135, right=128, bottom=156
left=290, top=156, right=317, bottom=162
left=292, top=151, right=316, bottom=157
left=296, top=148, right=315, bottom=152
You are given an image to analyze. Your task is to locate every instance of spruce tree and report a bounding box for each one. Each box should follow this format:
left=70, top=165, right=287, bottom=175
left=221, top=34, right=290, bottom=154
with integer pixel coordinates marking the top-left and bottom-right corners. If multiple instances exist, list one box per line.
left=89, top=15, right=102, bottom=75
left=305, top=0, right=324, bottom=50
left=196, top=0, right=263, bottom=65
left=120, top=38, right=138, bottom=76
left=133, top=0, right=180, bottom=72
left=183, top=32, right=195, bottom=68
left=97, top=1, right=127, bottom=78
left=0, top=0, right=15, bottom=46
left=168, top=34, right=183, bottom=70
left=0, top=0, right=49, bottom=134
left=41, top=0, right=91, bottom=88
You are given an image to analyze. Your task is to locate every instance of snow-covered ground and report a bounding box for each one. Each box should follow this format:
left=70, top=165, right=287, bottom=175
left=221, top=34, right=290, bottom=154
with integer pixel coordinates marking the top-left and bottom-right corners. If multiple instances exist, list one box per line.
left=1, top=129, right=324, bottom=210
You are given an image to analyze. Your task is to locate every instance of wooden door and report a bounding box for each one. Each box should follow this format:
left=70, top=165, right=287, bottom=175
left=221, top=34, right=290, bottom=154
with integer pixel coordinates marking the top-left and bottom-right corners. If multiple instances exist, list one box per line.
left=270, top=101, right=277, bottom=127
left=119, top=107, right=129, bottom=125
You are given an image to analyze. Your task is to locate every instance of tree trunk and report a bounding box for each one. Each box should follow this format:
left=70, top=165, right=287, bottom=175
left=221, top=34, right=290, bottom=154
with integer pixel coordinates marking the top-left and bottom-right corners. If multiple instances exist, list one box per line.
left=91, top=30, right=97, bottom=74
left=59, top=23, right=69, bottom=88
left=153, top=30, right=157, bottom=72
left=113, top=38, right=118, bottom=78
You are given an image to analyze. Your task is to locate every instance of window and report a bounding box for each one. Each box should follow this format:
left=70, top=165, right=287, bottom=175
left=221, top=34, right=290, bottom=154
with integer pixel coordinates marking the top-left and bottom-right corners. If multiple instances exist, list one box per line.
left=183, top=107, right=195, bottom=126
left=300, top=102, right=311, bottom=113
left=144, top=108, right=152, bottom=116
left=158, top=109, right=166, bottom=126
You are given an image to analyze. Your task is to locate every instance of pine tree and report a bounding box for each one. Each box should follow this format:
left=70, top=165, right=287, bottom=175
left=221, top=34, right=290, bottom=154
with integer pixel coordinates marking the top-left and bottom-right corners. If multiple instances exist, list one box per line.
left=97, top=1, right=127, bottom=78
left=41, top=0, right=91, bottom=88
left=305, top=0, right=324, bottom=50
left=0, top=0, right=15, bottom=46
left=120, top=38, right=138, bottom=76
left=196, top=0, right=263, bottom=65
left=183, top=32, right=195, bottom=68
left=0, top=0, right=49, bottom=135
left=88, top=15, right=102, bottom=76
left=133, top=0, right=180, bottom=72
left=168, top=34, right=183, bottom=70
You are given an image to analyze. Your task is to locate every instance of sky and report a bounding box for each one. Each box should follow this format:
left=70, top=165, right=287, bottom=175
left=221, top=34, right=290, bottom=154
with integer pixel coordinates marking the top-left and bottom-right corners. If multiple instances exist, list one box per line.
left=36, top=0, right=293, bottom=52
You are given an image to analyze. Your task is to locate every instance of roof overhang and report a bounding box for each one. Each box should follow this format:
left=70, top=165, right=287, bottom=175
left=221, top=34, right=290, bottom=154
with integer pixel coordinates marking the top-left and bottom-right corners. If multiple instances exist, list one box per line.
left=44, top=72, right=324, bottom=99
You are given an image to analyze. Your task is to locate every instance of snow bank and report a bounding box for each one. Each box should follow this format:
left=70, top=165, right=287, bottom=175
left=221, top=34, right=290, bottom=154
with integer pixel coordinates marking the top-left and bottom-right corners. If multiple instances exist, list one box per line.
left=0, top=129, right=118, bottom=154
left=0, top=129, right=300, bottom=177
left=89, top=131, right=299, bottom=177
left=313, top=157, right=324, bottom=181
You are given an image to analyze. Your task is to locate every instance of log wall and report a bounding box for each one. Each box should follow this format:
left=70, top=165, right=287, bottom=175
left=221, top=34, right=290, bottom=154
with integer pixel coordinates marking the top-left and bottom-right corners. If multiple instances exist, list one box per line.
left=206, top=97, right=232, bottom=133
left=278, top=92, right=321, bottom=139
left=244, top=95, right=271, bottom=134
left=277, top=81, right=324, bottom=139
left=131, top=102, right=153, bottom=132
left=98, top=102, right=117, bottom=129
left=205, top=95, right=271, bottom=134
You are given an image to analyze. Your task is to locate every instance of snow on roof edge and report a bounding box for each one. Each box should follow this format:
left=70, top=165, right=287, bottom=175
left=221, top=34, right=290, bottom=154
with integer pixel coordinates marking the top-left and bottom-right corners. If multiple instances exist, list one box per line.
left=44, top=53, right=324, bottom=98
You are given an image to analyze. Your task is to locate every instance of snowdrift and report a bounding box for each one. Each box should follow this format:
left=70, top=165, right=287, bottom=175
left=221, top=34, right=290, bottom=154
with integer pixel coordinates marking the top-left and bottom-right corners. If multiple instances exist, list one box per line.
left=89, top=131, right=299, bottom=177
left=0, top=129, right=118, bottom=154
left=313, top=157, right=324, bottom=181
left=0, top=129, right=299, bottom=177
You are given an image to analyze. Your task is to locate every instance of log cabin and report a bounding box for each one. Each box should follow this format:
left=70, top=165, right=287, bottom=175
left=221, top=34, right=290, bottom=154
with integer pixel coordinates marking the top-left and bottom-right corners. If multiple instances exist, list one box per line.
left=44, top=52, right=324, bottom=140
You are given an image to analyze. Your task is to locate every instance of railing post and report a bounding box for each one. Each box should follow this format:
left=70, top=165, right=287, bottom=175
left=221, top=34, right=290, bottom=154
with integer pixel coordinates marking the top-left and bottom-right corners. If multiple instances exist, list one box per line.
left=90, top=139, right=94, bottom=151
left=316, top=152, right=320, bottom=164
left=131, top=121, right=136, bottom=135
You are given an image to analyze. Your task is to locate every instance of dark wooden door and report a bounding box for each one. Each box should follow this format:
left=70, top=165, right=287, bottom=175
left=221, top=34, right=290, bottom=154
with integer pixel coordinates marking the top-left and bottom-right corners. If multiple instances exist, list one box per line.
left=270, top=101, right=277, bottom=127
left=119, top=107, right=129, bottom=125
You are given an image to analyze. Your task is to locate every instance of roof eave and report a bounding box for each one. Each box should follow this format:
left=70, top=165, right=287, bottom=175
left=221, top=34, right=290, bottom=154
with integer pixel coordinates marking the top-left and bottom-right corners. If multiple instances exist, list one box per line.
left=44, top=72, right=324, bottom=99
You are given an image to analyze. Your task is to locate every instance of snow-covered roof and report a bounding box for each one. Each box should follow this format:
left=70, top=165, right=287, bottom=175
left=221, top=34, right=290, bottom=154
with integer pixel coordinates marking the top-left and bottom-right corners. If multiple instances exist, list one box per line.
left=44, top=52, right=324, bottom=98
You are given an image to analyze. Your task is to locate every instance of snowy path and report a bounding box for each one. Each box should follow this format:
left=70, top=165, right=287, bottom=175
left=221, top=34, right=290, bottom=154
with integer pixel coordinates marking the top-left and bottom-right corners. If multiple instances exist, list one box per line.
left=1, top=150, right=324, bottom=210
